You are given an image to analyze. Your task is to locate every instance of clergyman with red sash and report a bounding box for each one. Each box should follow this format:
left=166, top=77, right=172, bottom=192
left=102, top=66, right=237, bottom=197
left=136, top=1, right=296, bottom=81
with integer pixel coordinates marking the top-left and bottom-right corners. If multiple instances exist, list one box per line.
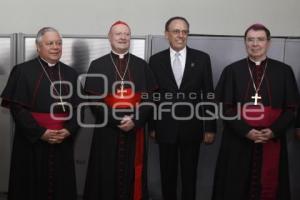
left=83, top=21, right=157, bottom=200
left=1, top=27, right=81, bottom=200
left=213, top=24, right=299, bottom=200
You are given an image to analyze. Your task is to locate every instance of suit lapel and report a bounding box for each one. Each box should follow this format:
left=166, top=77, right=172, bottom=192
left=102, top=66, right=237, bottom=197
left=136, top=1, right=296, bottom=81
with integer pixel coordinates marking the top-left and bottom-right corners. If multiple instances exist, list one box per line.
left=180, top=47, right=193, bottom=89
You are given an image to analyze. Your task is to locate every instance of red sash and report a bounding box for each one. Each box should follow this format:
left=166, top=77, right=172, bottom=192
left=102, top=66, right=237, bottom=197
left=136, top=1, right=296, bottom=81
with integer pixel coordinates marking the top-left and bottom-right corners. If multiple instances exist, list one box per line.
left=31, top=112, right=67, bottom=129
left=133, top=128, right=144, bottom=200
left=104, top=88, right=144, bottom=200
left=243, top=106, right=281, bottom=200
left=104, top=88, right=141, bottom=108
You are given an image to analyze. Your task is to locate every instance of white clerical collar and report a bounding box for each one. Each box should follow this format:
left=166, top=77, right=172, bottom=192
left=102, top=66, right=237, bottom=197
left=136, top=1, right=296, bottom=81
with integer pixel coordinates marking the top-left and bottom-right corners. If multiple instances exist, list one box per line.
left=170, top=47, right=187, bottom=57
left=249, top=57, right=267, bottom=66
left=111, top=50, right=129, bottom=59
left=40, top=57, right=57, bottom=67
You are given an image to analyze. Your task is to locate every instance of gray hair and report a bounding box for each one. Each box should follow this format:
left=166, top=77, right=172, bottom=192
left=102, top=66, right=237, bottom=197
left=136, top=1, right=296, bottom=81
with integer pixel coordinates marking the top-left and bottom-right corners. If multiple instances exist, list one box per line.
left=35, top=27, right=62, bottom=45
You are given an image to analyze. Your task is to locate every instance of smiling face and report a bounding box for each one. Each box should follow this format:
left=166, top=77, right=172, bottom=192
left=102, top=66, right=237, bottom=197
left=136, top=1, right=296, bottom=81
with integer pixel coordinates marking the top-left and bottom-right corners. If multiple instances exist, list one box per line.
left=245, top=29, right=270, bottom=61
left=109, top=24, right=131, bottom=54
left=165, top=19, right=189, bottom=52
left=36, top=31, right=62, bottom=64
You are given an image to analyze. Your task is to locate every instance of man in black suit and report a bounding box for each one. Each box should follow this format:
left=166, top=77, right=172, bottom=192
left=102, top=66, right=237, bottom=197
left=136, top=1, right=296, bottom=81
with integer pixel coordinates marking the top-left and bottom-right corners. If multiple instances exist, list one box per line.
left=149, top=16, right=216, bottom=200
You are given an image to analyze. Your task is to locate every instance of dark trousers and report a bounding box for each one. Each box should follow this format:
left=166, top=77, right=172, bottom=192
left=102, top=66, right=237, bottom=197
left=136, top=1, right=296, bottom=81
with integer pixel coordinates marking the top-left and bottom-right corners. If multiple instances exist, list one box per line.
left=158, top=141, right=200, bottom=200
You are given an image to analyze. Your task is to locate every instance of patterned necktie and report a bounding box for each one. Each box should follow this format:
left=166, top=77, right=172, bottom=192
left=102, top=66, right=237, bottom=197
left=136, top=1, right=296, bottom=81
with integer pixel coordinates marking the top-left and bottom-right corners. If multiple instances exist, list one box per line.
left=173, top=52, right=183, bottom=87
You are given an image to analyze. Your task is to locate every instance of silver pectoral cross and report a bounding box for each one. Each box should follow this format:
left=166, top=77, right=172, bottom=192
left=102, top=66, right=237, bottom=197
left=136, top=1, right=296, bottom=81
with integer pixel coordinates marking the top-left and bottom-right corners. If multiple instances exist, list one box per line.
left=251, top=92, right=262, bottom=105
left=58, top=98, right=67, bottom=112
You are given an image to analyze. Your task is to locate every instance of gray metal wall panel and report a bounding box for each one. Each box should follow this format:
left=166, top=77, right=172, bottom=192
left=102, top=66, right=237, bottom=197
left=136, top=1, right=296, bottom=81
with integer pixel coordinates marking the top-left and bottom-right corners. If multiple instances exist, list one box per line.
left=0, top=35, right=15, bottom=192
left=283, top=38, right=300, bottom=200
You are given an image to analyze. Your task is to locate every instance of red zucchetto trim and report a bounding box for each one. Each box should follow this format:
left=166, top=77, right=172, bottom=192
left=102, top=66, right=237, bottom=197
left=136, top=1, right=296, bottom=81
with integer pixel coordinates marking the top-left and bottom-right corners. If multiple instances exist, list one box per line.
left=110, top=20, right=130, bottom=31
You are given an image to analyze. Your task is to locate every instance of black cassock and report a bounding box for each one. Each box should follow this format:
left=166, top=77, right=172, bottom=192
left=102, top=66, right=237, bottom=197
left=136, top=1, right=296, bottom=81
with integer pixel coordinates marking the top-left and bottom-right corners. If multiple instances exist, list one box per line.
left=213, top=58, right=299, bottom=200
left=83, top=52, right=156, bottom=200
left=1, top=58, right=81, bottom=200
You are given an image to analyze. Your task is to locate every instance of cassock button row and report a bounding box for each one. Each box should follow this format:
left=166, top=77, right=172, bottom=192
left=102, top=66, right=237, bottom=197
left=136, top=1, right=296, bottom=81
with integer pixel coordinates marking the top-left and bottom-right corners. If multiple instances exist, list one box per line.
left=119, top=140, right=125, bottom=144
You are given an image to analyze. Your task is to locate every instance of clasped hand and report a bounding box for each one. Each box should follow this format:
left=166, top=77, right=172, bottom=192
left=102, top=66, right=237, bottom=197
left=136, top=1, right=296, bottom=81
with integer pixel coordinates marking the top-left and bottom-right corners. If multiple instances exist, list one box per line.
left=41, top=128, right=70, bottom=144
left=118, top=115, right=135, bottom=132
left=246, top=128, right=273, bottom=143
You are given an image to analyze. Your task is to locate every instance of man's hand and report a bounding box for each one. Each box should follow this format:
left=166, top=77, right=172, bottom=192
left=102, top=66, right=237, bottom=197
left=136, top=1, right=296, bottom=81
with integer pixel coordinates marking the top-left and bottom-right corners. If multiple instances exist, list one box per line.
left=54, top=128, right=71, bottom=144
left=203, top=132, right=215, bottom=144
left=246, top=129, right=263, bottom=142
left=41, top=129, right=70, bottom=144
left=41, top=129, right=59, bottom=144
left=259, top=128, right=274, bottom=142
left=149, top=130, right=156, bottom=140
left=246, top=128, right=273, bottom=143
left=118, top=115, right=135, bottom=132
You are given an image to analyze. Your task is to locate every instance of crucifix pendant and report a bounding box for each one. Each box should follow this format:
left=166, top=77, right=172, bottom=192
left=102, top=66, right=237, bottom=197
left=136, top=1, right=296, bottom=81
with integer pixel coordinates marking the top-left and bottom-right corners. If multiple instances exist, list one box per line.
left=117, top=81, right=127, bottom=98
left=251, top=92, right=262, bottom=105
left=58, top=97, right=66, bottom=112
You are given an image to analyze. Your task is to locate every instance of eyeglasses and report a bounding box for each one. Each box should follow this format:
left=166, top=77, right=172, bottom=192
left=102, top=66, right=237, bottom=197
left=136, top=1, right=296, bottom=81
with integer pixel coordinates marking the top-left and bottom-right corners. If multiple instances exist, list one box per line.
left=246, top=37, right=268, bottom=43
left=168, top=29, right=189, bottom=35
left=44, top=40, right=63, bottom=47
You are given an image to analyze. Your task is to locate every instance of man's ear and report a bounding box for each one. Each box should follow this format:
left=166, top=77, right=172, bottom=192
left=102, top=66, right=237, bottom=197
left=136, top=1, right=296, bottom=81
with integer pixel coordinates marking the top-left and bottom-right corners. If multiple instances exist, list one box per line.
left=36, top=44, right=40, bottom=53
left=267, top=39, right=271, bottom=49
left=108, top=32, right=112, bottom=42
left=164, top=31, right=169, bottom=40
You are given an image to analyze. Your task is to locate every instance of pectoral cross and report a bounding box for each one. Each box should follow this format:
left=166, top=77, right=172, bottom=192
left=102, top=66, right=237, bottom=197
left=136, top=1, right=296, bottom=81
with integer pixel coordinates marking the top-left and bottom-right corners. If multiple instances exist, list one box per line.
left=251, top=92, right=261, bottom=105
left=58, top=97, right=67, bottom=112
left=117, top=82, right=127, bottom=98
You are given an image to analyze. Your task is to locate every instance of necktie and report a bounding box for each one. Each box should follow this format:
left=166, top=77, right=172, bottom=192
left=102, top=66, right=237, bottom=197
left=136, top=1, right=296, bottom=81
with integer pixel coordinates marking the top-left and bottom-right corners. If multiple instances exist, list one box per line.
left=173, top=52, right=183, bottom=87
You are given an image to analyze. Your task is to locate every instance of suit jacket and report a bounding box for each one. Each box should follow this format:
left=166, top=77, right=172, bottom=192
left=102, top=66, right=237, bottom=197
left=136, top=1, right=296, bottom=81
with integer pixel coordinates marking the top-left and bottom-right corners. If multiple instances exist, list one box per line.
left=149, top=47, right=216, bottom=143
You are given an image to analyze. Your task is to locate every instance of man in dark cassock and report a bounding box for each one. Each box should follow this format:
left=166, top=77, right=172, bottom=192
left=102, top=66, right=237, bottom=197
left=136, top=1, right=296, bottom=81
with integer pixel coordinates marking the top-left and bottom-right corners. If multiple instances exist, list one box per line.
left=149, top=16, right=216, bottom=200
left=83, top=21, right=156, bottom=200
left=213, top=24, right=299, bottom=200
left=1, top=27, right=81, bottom=200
